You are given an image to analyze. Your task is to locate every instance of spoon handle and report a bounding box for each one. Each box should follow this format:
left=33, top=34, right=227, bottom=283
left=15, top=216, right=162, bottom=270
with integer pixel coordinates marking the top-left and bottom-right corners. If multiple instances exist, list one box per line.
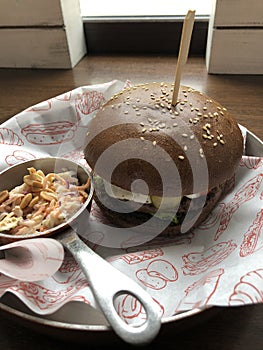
left=57, top=229, right=162, bottom=345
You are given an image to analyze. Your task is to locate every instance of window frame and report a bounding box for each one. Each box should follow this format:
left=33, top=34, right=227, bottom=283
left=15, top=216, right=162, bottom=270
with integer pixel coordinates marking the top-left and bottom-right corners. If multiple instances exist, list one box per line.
left=83, top=16, right=209, bottom=55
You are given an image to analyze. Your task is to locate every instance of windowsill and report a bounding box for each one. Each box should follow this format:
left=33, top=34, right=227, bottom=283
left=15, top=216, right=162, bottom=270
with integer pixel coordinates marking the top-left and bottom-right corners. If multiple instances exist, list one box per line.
left=82, top=15, right=210, bottom=23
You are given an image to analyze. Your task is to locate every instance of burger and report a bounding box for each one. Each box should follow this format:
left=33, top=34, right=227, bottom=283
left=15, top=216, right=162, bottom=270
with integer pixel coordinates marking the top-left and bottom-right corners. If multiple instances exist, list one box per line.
left=84, top=82, right=243, bottom=237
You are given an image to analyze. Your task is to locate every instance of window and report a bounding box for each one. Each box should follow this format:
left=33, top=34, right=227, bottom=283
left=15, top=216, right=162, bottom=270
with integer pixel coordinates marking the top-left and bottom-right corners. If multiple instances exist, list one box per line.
left=80, top=1, right=212, bottom=55
left=80, top=1, right=213, bottom=17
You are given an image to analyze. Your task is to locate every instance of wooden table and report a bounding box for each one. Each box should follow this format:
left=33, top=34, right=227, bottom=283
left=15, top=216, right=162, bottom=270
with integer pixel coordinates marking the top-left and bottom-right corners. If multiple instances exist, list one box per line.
left=0, top=56, right=262, bottom=350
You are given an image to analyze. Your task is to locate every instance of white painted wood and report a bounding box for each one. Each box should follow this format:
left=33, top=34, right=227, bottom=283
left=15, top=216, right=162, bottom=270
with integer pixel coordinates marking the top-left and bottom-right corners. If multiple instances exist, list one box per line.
left=206, top=29, right=263, bottom=74
left=0, top=0, right=86, bottom=68
left=61, top=0, right=87, bottom=68
left=0, top=0, right=63, bottom=26
left=212, top=0, right=263, bottom=27
left=206, top=0, right=263, bottom=74
left=0, top=29, right=72, bottom=69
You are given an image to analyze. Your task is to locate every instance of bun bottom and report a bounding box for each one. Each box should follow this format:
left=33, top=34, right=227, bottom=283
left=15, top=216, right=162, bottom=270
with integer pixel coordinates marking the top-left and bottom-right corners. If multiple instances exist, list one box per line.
left=92, top=178, right=233, bottom=237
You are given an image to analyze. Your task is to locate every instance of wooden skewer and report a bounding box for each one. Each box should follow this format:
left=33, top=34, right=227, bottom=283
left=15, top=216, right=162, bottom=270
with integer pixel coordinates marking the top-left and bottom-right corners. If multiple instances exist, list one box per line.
left=172, top=10, right=196, bottom=105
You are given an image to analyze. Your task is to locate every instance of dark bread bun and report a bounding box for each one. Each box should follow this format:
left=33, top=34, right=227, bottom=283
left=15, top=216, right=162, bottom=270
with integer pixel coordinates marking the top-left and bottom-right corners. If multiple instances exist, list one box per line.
left=84, top=83, right=243, bottom=196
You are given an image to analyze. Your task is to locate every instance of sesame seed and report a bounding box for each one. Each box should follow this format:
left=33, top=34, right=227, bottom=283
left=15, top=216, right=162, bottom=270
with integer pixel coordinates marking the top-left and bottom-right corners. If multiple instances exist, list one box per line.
left=149, top=128, right=153, bottom=132
left=202, top=126, right=207, bottom=131
left=217, top=136, right=221, bottom=141
left=174, top=111, right=179, bottom=116
left=140, top=122, right=144, bottom=126
left=213, top=142, right=218, bottom=147
left=137, top=98, right=140, bottom=102
left=148, top=118, right=153, bottom=123
left=183, top=145, right=188, bottom=151
left=136, top=112, right=141, bottom=116
left=124, top=111, right=129, bottom=114
left=142, top=128, right=146, bottom=133
left=214, top=112, right=219, bottom=117
left=180, top=107, right=184, bottom=111
left=220, top=111, right=225, bottom=116
left=203, top=134, right=208, bottom=139
left=182, top=133, right=188, bottom=138
left=155, top=104, right=160, bottom=109
left=190, top=135, right=195, bottom=140
left=173, top=123, right=178, bottom=127
left=159, top=123, right=166, bottom=129
left=153, top=140, right=157, bottom=146
left=143, top=106, right=147, bottom=109
left=135, top=107, right=140, bottom=111
left=197, top=112, right=203, bottom=116
left=195, top=107, right=200, bottom=111
left=203, top=114, right=209, bottom=118
left=220, top=139, right=225, bottom=145
left=178, top=155, right=185, bottom=160
left=203, top=106, right=207, bottom=110
left=140, top=136, right=145, bottom=140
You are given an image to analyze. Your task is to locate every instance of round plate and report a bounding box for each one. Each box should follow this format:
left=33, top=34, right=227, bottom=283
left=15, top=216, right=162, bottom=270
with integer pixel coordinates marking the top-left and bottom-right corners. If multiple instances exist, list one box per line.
left=0, top=292, right=219, bottom=345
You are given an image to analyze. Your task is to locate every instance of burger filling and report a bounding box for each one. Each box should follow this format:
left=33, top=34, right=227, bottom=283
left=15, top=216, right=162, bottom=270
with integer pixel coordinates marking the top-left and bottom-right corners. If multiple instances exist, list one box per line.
left=93, top=175, right=230, bottom=226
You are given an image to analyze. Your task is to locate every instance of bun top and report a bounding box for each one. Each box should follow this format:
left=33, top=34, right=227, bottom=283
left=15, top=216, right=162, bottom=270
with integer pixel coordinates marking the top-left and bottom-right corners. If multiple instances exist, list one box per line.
left=84, top=82, right=243, bottom=196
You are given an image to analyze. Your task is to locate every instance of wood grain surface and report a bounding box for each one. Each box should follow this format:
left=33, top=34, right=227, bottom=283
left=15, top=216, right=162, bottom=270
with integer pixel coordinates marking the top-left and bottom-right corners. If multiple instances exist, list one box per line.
left=0, top=56, right=262, bottom=350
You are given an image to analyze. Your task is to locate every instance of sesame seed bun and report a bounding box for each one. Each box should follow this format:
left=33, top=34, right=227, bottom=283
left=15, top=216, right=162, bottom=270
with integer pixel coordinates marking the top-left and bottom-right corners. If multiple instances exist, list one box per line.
left=84, top=83, right=243, bottom=197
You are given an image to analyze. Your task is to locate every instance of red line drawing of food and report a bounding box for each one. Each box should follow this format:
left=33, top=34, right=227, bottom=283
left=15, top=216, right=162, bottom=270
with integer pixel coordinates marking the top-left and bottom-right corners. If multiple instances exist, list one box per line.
left=239, top=156, right=262, bottom=170
left=11, top=279, right=89, bottom=310
left=27, top=100, right=52, bottom=112
left=240, top=209, right=263, bottom=257
left=75, top=91, right=106, bottom=121
left=182, top=241, right=237, bottom=275
left=197, top=203, right=225, bottom=231
left=214, top=173, right=263, bottom=241
left=5, top=150, right=36, bottom=166
left=62, top=147, right=85, bottom=162
left=21, top=121, right=77, bottom=145
left=136, top=259, right=178, bottom=290
left=55, top=92, right=72, bottom=101
left=176, top=268, right=224, bottom=311
left=0, top=128, right=24, bottom=146
left=229, top=269, right=263, bottom=305
left=115, top=294, right=164, bottom=324
left=52, top=255, right=83, bottom=284
left=119, top=249, right=164, bottom=265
